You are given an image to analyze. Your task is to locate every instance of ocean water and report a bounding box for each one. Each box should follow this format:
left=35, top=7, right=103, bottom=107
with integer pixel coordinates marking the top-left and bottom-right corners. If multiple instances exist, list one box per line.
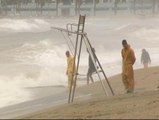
left=0, top=15, right=159, bottom=108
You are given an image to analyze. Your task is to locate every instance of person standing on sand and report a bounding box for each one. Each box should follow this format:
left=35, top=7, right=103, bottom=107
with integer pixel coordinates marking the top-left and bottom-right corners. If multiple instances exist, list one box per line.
left=121, top=40, right=136, bottom=93
left=65, top=51, right=76, bottom=91
left=141, top=49, right=151, bottom=69
left=87, top=48, right=96, bottom=85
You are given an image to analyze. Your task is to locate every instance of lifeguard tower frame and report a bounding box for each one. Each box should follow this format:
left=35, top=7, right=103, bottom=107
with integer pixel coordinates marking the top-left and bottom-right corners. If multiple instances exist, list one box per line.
left=51, top=15, right=114, bottom=104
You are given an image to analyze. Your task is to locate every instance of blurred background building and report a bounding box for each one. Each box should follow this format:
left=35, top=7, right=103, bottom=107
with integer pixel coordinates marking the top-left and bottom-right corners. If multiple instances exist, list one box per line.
left=0, top=0, right=158, bottom=17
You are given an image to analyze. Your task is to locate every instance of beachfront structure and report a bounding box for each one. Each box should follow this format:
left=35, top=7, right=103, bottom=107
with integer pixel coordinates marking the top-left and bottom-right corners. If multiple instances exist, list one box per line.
left=0, top=0, right=158, bottom=16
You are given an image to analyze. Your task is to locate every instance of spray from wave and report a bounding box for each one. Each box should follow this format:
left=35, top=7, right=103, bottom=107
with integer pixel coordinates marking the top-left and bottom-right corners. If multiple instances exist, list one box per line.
left=0, top=16, right=159, bottom=108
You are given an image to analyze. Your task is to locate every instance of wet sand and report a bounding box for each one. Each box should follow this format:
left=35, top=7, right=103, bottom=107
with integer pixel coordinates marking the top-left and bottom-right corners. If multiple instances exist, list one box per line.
left=17, top=66, right=159, bottom=119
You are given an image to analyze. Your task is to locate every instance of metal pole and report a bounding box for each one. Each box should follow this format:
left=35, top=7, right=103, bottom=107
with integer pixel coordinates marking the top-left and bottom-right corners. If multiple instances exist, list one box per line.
left=68, top=30, right=78, bottom=103
left=84, top=34, right=115, bottom=96
left=68, top=15, right=83, bottom=104
left=61, top=32, right=74, bottom=55
left=93, top=0, right=96, bottom=16
left=75, top=0, right=77, bottom=16
left=133, top=0, right=136, bottom=14
left=70, top=15, right=86, bottom=103
left=56, top=0, right=59, bottom=16
left=83, top=35, right=108, bottom=96
left=114, top=0, right=118, bottom=15
left=71, top=36, right=83, bottom=103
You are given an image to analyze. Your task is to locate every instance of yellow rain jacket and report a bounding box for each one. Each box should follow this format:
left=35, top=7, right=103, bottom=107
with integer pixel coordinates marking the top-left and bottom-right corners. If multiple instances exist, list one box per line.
left=121, top=45, right=136, bottom=80
left=66, top=55, right=76, bottom=89
left=67, top=55, right=76, bottom=75
left=121, top=45, right=136, bottom=91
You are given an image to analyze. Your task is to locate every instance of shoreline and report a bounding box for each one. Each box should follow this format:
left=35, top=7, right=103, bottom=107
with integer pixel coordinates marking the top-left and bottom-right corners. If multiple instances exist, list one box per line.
left=16, top=66, right=159, bottom=119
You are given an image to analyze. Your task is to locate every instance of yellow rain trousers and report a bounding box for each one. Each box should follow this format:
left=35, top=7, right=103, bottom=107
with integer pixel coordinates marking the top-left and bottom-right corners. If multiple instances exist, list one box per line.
left=121, top=46, right=136, bottom=92
left=67, top=56, right=76, bottom=90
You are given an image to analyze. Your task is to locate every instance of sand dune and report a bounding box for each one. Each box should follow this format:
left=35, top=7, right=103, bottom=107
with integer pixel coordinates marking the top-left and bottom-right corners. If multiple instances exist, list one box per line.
left=18, top=66, right=159, bottom=119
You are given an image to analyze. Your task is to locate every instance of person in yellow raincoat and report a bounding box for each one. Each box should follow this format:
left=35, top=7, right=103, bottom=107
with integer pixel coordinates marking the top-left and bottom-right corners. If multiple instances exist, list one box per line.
left=121, top=40, right=136, bottom=93
left=65, top=51, right=76, bottom=91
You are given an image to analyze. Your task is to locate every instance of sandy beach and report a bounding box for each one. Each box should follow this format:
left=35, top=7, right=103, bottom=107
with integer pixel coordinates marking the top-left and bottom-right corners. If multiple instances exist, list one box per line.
left=0, top=5, right=159, bottom=119
left=17, top=66, right=159, bottom=119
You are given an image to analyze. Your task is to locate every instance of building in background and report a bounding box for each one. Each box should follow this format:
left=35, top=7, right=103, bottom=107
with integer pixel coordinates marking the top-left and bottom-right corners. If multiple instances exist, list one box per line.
left=0, top=0, right=158, bottom=16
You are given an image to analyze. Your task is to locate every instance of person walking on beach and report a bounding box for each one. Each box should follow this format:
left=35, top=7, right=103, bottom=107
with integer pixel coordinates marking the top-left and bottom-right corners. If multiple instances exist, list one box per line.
left=121, top=40, right=136, bottom=93
left=141, top=49, right=151, bottom=69
left=65, top=51, right=76, bottom=91
left=87, top=48, right=96, bottom=85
